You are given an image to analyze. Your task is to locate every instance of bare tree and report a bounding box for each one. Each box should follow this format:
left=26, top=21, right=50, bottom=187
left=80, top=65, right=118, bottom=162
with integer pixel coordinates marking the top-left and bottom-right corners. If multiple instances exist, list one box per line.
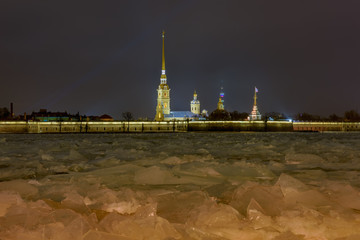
left=122, top=112, right=134, bottom=121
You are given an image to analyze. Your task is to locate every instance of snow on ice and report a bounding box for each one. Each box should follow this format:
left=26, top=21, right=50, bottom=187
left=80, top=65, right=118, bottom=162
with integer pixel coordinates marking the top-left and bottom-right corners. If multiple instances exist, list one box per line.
left=0, top=132, right=360, bottom=239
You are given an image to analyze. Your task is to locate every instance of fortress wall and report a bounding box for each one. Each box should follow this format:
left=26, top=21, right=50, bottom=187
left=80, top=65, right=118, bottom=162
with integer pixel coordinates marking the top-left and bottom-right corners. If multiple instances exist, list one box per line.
left=266, top=121, right=293, bottom=132
left=0, top=121, right=28, bottom=133
left=0, top=121, right=188, bottom=133
left=293, top=122, right=360, bottom=132
left=342, top=122, right=360, bottom=131
left=1, top=121, right=360, bottom=133
left=188, top=121, right=260, bottom=131
left=188, top=121, right=293, bottom=132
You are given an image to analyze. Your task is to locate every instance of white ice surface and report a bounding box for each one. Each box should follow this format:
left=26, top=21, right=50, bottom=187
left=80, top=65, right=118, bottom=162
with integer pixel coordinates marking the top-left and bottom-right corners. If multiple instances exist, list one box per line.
left=0, top=132, right=360, bottom=239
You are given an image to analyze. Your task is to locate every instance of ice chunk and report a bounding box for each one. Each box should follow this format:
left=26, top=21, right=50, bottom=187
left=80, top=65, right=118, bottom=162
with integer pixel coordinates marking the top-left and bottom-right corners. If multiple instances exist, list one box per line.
left=92, top=156, right=121, bottom=167
left=247, top=199, right=274, bottom=230
left=272, top=231, right=305, bottom=240
left=275, top=173, right=308, bottom=196
left=40, top=151, right=54, bottom=161
left=0, top=179, right=38, bottom=199
left=55, top=216, right=92, bottom=240
left=231, top=182, right=284, bottom=216
left=160, top=156, right=185, bottom=165
left=157, top=191, right=210, bottom=224
left=100, top=204, right=181, bottom=239
left=134, top=166, right=174, bottom=185
left=0, top=191, right=23, bottom=216
left=285, top=153, right=324, bottom=167
left=85, top=188, right=142, bottom=215
left=187, top=201, right=242, bottom=228
left=69, top=149, right=87, bottom=161
left=196, top=148, right=210, bottom=155
left=83, top=230, right=134, bottom=240
left=61, top=191, right=91, bottom=214
left=102, top=201, right=140, bottom=215
left=324, top=182, right=360, bottom=210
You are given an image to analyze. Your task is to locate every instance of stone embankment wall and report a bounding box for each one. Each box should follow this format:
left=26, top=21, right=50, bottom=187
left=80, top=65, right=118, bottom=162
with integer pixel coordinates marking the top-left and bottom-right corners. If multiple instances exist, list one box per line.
left=293, top=122, right=360, bottom=132
left=0, top=121, right=359, bottom=133
left=188, top=121, right=293, bottom=131
left=0, top=121, right=188, bottom=133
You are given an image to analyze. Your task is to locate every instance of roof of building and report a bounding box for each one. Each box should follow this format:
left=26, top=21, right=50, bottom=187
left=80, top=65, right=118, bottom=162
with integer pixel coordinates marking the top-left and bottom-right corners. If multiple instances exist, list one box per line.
left=165, top=111, right=197, bottom=118
left=99, top=114, right=114, bottom=121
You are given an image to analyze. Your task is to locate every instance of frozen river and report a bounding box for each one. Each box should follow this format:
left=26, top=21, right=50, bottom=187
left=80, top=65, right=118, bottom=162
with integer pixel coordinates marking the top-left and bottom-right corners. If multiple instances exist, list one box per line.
left=0, top=132, right=360, bottom=239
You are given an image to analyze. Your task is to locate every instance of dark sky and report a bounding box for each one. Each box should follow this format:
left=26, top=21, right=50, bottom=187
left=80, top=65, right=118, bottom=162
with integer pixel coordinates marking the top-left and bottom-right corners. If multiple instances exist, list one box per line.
left=1, top=0, right=360, bottom=119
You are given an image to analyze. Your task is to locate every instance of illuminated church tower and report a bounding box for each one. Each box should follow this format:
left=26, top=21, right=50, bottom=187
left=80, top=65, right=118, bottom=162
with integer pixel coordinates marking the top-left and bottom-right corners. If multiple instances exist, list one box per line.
left=155, top=31, right=170, bottom=121
left=248, top=87, right=261, bottom=121
left=217, top=86, right=225, bottom=110
left=190, top=90, right=200, bottom=115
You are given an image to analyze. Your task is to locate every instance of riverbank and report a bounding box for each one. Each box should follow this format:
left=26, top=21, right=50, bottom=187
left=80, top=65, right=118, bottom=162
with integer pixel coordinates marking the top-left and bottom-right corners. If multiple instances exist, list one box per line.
left=0, top=120, right=359, bottom=133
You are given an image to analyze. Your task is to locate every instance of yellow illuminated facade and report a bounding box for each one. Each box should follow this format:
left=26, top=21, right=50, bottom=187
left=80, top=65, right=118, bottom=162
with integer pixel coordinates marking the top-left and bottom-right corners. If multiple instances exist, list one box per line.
left=155, top=31, right=170, bottom=121
left=248, top=87, right=261, bottom=121
left=190, top=90, right=200, bottom=115
left=217, top=97, right=224, bottom=110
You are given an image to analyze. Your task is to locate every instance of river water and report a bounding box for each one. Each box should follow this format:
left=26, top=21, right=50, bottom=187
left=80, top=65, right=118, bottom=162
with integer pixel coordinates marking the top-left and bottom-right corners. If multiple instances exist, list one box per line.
left=0, top=132, right=360, bottom=239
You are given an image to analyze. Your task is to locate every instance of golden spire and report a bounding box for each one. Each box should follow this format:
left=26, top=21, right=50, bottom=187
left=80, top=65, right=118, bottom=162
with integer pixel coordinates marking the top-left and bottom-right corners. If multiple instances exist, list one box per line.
left=162, top=30, right=165, bottom=71
left=160, top=30, right=167, bottom=84
left=254, top=87, right=258, bottom=106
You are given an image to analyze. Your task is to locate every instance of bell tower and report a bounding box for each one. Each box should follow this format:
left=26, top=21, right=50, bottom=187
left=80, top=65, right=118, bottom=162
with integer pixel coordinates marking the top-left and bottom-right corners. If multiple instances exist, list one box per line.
left=155, top=31, right=170, bottom=121
left=190, top=90, right=200, bottom=115
left=217, top=86, right=225, bottom=110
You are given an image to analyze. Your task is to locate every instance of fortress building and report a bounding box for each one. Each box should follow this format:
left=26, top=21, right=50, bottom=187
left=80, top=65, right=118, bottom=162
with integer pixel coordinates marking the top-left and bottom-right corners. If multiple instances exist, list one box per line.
left=217, top=86, right=225, bottom=110
left=155, top=31, right=170, bottom=121
left=155, top=31, right=200, bottom=121
left=190, top=91, right=200, bottom=115
left=248, top=87, right=261, bottom=121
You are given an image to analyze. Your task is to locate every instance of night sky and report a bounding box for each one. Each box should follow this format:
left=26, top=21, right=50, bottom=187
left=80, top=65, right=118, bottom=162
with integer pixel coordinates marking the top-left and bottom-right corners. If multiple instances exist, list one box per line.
left=1, top=0, right=360, bottom=119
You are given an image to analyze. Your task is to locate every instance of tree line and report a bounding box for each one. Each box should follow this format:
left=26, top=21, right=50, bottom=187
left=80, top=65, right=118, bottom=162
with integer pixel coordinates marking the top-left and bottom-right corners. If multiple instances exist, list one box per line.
left=294, top=110, right=360, bottom=122
left=208, top=109, right=360, bottom=122
left=1, top=107, right=360, bottom=122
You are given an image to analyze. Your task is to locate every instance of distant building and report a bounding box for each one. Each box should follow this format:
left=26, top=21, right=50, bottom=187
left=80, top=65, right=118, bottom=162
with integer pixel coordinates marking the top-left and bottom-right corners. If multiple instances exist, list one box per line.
left=248, top=87, right=261, bottom=121
left=217, top=86, right=225, bottom=110
left=31, top=109, right=72, bottom=121
left=99, top=114, right=114, bottom=121
left=165, top=111, right=198, bottom=121
left=155, top=31, right=202, bottom=121
left=155, top=31, right=170, bottom=121
left=190, top=91, right=200, bottom=115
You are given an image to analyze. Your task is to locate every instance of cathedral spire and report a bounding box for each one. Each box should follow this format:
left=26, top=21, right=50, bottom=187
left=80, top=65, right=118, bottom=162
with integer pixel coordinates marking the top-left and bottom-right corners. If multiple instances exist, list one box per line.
left=248, top=87, right=261, bottom=121
left=155, top=30, right=170, bottom=120
left=160, top=30, right=167, bottom=84
left=253, top=86, right=258, bottom=106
